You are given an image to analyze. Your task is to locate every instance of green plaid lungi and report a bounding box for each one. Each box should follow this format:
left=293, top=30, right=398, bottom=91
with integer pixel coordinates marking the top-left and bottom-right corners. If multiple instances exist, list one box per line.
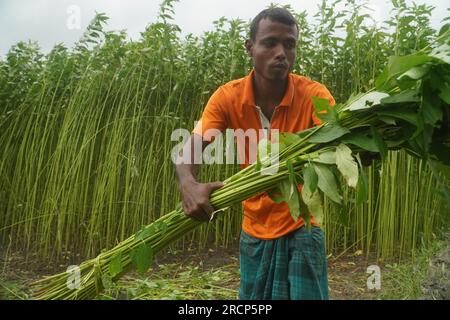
left=239, top=226, right=329, bottom=300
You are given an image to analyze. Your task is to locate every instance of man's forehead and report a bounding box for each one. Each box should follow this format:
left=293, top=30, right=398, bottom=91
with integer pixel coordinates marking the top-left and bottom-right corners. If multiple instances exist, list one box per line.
left=255, top=18, right=298, bottom=39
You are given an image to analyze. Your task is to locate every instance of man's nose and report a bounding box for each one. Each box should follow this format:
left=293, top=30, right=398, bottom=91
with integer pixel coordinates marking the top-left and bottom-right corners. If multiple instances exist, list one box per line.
left=274, top=43, right=287, bottom=60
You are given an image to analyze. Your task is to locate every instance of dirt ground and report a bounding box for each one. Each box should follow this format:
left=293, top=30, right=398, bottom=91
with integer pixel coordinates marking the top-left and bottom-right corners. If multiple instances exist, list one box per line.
left=420, top=233, right=450, bottom=300
left=1, top=237, right=450, bottom=300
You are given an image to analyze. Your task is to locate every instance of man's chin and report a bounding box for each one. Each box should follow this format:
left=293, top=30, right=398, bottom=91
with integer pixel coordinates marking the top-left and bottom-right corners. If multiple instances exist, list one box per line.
left=267, top=72, right=289, bottom=82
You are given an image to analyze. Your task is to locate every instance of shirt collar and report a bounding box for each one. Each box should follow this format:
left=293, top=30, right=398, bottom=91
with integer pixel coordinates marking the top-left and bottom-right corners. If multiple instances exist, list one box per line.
left=241, top=69, right=295, bottom=108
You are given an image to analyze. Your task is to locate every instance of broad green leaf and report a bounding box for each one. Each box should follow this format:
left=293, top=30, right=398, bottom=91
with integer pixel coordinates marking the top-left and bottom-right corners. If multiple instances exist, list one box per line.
left=344, top=91, right=389, bottom=111
left=278, top=179, right=300, bottom=221
left=379, top=116, right=397, bottom=126
left=277, top=160, right=310, bottom=222
left=287, top=160, right=300, bottom=220
left=342, top=133, right=379, bottom=153
left=101, top=274, right=113, bottom=290
left=312, top=96, right=338, bottom=123
left=308, top=124, right=350, bottom=144
left=380, top=89, right=420, bottom=104
left=370, top=126, right=388, bottom=159
left=130, top=243, right=153, bottom=275
left=398, top=64, right=430, bottom=81
left=303, top=165, right=318, bottom=193
left=314, top=164, right=342, bottom=204
left=109, top=252, right=123, bottom=278
left=313, top=150, right=336, bottom=164
left=429, top=43, right=450, bottom=64
left=438, top=82, right=450, bottom=104
left=375, top=67, right=389, bottom=90
left=267, top=188, right=285, bottom=204
left=430, top=142, right=450, bottom=166
left=135, top=225, right=156, bottom=241
left=375, top=109, right=419, bottom=126
left=279, top=132, right=300, bottom=147
left=153, top=221, right=168, bottom=235
left=336, top=144, right=359, bottom=188
left=422, top=92, right=443, bottom=126
left=387, top=55, right=434, bottom=78
left=301, top=186, right=323, bottom=225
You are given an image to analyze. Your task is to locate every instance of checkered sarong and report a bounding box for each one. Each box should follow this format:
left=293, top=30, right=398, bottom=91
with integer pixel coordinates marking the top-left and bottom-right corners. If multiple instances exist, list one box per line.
left=239, top=226, right=328, bottom=300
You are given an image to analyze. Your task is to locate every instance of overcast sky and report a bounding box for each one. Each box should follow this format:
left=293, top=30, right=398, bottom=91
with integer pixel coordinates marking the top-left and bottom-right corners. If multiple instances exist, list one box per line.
left=0, top=0, right=448, bottom=57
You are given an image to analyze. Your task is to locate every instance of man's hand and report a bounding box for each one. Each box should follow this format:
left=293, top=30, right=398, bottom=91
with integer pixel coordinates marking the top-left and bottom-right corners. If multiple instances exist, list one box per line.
left=179, top=180, right=224, bottom=221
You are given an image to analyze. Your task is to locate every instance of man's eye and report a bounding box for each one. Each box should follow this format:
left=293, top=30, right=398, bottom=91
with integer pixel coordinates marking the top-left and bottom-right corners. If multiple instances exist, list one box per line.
left=263, top=40, right=276, bottom=47
left=285, top=42, right=296, bottom=49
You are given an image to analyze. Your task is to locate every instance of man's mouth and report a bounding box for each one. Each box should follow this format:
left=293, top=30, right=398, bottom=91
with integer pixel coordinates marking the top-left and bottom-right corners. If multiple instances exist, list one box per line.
left=271, top=63, right=288, bottom=69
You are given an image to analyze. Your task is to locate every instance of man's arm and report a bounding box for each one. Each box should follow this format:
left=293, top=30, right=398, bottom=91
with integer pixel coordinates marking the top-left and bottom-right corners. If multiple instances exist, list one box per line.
left=176, top=133, right=223, bottom=221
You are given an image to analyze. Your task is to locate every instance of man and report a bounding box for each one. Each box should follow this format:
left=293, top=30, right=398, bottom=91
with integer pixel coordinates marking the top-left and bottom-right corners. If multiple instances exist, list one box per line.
left=175, top=7, right=334, bottom=300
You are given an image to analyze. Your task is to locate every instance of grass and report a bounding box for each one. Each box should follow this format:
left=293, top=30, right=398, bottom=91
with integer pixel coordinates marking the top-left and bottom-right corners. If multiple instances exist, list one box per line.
left=99, top=261, right=240, bottom=300
left=379, top=238, right=446, bottom=300
left=0, top=278, right=29, bottom=300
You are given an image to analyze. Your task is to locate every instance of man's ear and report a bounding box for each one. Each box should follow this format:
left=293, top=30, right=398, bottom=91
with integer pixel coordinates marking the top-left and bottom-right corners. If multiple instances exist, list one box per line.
left=244, top=39, right=253, bottom=57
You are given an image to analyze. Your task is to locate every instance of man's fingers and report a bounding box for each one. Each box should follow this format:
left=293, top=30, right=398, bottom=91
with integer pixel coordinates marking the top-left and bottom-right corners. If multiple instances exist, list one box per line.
left=207, top=181, right=224, bottom=192
left=183, top=201, right=211, bottom=222
left=201, top=201, right=215, bottom=218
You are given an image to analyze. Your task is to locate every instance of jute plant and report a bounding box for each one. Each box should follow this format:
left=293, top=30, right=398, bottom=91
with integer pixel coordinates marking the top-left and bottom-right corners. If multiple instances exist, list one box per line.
left=31, top=35, right=450, bottom=299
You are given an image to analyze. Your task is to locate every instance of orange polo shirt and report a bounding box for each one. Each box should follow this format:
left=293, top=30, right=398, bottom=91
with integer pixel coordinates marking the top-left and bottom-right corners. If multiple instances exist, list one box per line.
left=193, top=69, right=335, bottom=239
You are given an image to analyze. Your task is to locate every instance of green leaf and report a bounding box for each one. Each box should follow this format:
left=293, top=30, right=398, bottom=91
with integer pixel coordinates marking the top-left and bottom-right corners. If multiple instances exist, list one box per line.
left=375, top=67, right=389, bottom=90
left=380, top=89, right=420, bottom=104
left=375, top=109, right=419, bottom=126
left=303, top=165, right=318, bottom=193
left=286, top=160, right=300, bottom=220
left=278, top=179, right=300, bottom=221
left=101, top=274, right=113, bottom=290
left=370, top=126, right=388, bottom=159
left=342, top=133, right=379, bottom=152
left=422, top=92, right=443, bottom=126
left=153, top=221, right=168, bottom=235
left=387, top=54, right=434, bottom=78
left=379, top=116, right=397, bottom=126
left=438, top=82, right=450, bottom=104
left=312, top=96, right=338, bottom=123
left=336, top=144, right=359, bottom=188
left=398, top=65, right=430, bottom=81
left=267, top=188, right=285, bottom=204
left=130, top=243, right=153, bottom=275
left=276, top=160, right=310, bottom=223
left=430, top=142, right=450, bottom=166
left=308, top=124, right=350, bottom=144
left=279, top=132, right=300, bottom=147
left=313, top=150, right=336, bottom=164
left=314, top=164, right=342, bottom=204
left=301, top=186, right=323, bottom=226
left=109, top=252, right=123, bottom=278
left=429, top=43, right=450, bottom=64
left=135, top=225, right=156, bottom=241
left=344, top=91, right=389, bottom=111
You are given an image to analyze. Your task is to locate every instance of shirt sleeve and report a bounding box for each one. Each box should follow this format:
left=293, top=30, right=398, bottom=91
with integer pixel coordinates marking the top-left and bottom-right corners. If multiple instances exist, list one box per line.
left=192, top=87, right=228, bottom=142
left=311, top=85, right=336, bottom=126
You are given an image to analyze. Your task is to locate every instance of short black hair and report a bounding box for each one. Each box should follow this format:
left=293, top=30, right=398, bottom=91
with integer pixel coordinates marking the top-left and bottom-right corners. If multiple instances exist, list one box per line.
left=249, top=7, right=299, bottom=41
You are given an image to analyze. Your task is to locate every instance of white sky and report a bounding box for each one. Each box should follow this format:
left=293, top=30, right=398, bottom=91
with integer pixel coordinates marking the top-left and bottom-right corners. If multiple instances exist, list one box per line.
left=0, top=0, right=448, bottom=57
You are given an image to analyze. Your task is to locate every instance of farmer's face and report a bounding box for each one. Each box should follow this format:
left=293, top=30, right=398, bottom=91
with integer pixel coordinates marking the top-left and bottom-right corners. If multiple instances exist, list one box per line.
left=246, top=18, right=298, bottom=81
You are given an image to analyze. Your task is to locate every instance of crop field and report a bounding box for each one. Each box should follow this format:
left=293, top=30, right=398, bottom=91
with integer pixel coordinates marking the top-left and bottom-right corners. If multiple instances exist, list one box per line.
left=0, top=0, right=449, bottom=300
